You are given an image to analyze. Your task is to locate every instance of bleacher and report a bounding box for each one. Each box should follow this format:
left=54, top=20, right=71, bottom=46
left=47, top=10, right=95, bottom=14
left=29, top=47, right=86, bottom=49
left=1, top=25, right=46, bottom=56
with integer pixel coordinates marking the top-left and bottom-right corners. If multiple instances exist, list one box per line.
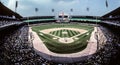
left=0, top=2, right=23, bottom=29
left=0, top=26, right=56, bottom=65
left=0, top=2, right=22, bottom=19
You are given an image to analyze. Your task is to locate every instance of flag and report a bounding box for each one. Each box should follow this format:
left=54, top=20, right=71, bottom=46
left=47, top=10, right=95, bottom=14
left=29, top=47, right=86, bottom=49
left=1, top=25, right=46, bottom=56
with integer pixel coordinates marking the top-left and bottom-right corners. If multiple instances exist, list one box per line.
left=52, top=9, right=54, bottom=12
left=106, top=0, right=108, bottom=8
left=15, top=1, right=18, bottom=8
left=70, top=9, right=73, bottom=12
left=86, top=7, right=89, bottom=11
left=35, top=8, right=38, bottom=12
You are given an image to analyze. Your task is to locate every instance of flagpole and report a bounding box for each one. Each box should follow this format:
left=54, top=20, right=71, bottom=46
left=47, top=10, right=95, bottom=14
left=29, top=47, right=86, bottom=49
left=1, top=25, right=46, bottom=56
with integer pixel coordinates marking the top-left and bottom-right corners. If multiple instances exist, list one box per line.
left=70, top=8, right=73, bottom=20
left=52, top=9, right=54, bottom=15
left=27, top=17, right=29, bottom=26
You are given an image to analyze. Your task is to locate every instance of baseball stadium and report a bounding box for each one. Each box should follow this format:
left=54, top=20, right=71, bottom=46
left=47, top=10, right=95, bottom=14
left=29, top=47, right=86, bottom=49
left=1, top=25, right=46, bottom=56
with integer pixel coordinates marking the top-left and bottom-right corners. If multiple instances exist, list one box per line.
left=0, top=0, right=120, bottom=65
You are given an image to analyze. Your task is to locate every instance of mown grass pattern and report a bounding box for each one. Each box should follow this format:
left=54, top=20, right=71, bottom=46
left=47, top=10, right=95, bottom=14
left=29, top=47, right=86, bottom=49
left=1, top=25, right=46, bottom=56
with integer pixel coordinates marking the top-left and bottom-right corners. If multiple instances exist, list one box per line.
left=49, top=29, right=80, bottom=38
left=32, top=23, right=94, bottom=54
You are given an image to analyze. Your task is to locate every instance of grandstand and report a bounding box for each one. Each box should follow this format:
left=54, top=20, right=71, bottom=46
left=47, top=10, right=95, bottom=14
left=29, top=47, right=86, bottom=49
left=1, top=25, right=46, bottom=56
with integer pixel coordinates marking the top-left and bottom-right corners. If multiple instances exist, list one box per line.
left=0, top=1, right=120, bottom=65
left=0, top=2, right=22, bottom=19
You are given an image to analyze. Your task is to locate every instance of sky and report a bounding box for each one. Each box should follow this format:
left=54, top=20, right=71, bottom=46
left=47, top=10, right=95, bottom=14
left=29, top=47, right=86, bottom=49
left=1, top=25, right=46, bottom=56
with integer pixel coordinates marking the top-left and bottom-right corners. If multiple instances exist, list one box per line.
left=1, top=0, right=120, bottom=17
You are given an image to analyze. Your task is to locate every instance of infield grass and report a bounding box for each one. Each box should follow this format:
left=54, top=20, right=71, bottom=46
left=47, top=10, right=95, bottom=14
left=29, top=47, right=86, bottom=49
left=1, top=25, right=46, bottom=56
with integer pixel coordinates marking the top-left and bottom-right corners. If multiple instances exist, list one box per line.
left=32, top=23, right=94, bottom=54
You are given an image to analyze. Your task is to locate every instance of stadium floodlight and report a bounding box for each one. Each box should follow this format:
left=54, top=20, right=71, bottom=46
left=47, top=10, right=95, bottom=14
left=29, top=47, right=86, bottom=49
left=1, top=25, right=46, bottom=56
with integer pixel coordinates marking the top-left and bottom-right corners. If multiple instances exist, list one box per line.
left=105, top=0, right=108, bottom=8
left=15, top=0, right=18, bottom=12
left=70, top=8, right=73, bottom=18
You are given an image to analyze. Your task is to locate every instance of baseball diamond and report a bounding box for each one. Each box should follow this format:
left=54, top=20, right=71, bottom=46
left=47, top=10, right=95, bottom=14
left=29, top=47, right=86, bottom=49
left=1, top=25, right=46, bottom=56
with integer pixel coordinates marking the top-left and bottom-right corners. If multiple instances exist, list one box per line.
left=32, top=23, right=94, bottom=53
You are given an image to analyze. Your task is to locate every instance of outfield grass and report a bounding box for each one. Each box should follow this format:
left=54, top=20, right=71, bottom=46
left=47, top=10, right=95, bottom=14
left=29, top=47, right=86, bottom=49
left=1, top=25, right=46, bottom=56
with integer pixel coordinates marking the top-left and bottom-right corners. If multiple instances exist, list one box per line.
left=32, top=23, right=93, bottom=32
left=32, top=23, right=94, bottom=54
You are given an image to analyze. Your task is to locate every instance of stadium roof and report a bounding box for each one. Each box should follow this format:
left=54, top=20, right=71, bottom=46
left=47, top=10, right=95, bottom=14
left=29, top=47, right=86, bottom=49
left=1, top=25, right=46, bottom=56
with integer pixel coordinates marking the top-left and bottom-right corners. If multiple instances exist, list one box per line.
left=102, top=7, right=120, bottom=17
left=0, top=2, right=22, bottom=18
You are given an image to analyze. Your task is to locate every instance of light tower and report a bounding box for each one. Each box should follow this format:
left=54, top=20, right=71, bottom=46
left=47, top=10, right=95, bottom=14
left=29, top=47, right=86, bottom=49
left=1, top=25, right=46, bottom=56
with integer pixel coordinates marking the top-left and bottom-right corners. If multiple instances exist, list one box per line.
left=15, top=0, right=18, bottom=13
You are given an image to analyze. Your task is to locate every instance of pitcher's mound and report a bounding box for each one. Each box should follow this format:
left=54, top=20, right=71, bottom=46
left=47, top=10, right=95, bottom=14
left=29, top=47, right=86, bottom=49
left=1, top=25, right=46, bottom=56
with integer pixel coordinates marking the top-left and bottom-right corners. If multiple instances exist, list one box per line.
left=58, top=38, right=74, bottom=44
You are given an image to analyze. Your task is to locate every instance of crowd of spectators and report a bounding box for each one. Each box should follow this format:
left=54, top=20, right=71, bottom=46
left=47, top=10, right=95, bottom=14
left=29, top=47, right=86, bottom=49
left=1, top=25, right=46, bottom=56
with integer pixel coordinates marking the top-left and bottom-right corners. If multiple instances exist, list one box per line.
left=0, top=25, right=56, bottom=65
left=0, top=20, right=23, bottom=27
left=102, top=20, right=120, bottom=26
left=0, top=15, right=23, bottom=27
left=84, top=25, right=120, bottom=65
left=101, top=15, right=120, bottom=26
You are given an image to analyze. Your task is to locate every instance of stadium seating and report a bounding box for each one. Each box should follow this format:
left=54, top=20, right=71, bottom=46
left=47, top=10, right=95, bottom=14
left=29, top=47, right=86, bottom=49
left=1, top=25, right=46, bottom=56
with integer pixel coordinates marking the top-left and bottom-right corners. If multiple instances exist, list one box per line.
left=0, top=16, right=23, bottom=28
left=0, top=26, right=55, bottom=64
left=0, top=18, right=119, bottom=65
left=102, top=21, right=120, bottom=26
left=0, top=23, right=119, bottom=65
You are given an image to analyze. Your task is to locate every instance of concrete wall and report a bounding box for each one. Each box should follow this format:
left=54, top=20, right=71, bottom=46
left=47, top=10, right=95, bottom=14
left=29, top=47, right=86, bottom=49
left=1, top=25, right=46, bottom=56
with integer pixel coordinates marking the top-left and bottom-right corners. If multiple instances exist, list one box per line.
left=97, top=27, right=107, bottom=50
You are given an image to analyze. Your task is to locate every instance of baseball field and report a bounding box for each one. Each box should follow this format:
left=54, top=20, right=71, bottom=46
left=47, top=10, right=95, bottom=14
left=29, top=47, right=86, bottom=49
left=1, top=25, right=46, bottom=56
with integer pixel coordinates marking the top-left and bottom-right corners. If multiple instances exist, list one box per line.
left=32, top=23, right=94, bottom=54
